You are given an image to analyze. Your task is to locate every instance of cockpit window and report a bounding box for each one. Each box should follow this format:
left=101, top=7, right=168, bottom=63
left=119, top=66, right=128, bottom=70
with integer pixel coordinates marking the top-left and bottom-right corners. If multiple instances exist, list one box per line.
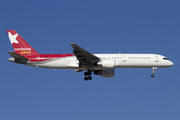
left=163, top=58, right=169, bottom=60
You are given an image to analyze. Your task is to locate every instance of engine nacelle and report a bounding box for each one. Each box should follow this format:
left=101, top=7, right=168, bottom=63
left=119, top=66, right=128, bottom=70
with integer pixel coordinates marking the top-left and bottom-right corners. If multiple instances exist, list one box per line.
left=97, top=60, right=115, bottom=68
left=94, top=69, right=115, bottom=78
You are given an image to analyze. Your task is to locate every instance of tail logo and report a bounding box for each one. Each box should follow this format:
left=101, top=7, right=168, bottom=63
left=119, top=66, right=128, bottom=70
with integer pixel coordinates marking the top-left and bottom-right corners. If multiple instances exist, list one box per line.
left=14, top=47, right=32, bottom=55
left=8, top=32, right=19, bottom=44
left=14, top=47, right=31, bottom=51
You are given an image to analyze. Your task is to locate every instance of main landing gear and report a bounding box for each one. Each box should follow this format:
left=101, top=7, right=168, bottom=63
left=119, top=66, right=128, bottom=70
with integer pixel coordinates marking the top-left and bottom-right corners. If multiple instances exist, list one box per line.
left=84, top=71, right=92, bottom=81
left=151, top=67, right=157, bottom=78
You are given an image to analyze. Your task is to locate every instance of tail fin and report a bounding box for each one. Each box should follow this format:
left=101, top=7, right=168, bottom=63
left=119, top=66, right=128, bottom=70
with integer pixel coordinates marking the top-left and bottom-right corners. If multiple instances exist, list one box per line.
left=7, top=30, right=39, bottom=56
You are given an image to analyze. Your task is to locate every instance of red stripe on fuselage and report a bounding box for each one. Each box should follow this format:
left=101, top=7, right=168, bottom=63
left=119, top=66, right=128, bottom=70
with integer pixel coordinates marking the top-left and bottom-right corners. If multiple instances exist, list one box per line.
left=26, top=54, right=74, bottom=62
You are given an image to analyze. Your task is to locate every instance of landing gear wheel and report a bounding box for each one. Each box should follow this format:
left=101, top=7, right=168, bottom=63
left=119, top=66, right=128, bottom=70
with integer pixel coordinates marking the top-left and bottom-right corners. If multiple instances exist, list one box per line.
left=84, top=72, right=88, bottom=76
left=88, top=76, right=92, bottom=80
left=88, top=71, right=92, bottom=75
left=151, top=74, right=155, bottom=78
left=84, top=76, right=92, bottom=81
left=84, top=71, right=92, bottom=81
left=84, top=77, right=88, bottom=81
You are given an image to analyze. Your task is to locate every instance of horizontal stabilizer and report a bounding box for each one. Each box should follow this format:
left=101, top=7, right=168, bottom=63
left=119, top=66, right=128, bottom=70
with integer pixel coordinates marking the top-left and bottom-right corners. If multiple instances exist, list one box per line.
left=8, top=51, right=29, bottom=60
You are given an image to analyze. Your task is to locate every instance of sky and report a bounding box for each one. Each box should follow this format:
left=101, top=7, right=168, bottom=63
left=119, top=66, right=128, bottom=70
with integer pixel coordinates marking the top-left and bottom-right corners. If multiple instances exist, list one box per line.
left=0, top=0, right=179, bottom=120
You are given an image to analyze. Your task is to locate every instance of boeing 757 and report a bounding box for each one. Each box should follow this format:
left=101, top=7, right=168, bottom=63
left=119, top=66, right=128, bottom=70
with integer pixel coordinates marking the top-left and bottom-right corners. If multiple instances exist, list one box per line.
left=7, top=30, right=173, bottom=81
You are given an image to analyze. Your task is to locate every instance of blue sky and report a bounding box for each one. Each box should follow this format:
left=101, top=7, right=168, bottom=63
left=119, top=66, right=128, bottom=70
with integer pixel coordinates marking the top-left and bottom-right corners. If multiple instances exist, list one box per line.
left=0, top=0, right=179, bottom=120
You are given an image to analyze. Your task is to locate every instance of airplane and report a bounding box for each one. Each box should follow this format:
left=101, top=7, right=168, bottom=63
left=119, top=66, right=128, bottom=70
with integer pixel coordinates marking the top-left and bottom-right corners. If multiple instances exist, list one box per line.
left=7, top=30, right=173, bottom=81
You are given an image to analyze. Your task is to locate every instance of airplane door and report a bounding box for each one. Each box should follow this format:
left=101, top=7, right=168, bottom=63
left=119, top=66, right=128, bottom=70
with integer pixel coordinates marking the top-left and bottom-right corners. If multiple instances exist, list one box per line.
left=155, top=56, right=159, bottom=62
left=122, top=56, right=126, bottom=62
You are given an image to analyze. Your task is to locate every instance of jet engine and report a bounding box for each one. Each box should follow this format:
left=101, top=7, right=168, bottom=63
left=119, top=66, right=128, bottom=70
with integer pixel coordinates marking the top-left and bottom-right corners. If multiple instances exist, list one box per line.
left=94, top=69, right=115, bottom=77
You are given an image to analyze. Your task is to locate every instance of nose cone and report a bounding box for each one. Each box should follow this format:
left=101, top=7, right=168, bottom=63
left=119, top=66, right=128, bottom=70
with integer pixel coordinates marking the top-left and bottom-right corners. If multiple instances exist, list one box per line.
left=169, top=60, right=174, bottom=67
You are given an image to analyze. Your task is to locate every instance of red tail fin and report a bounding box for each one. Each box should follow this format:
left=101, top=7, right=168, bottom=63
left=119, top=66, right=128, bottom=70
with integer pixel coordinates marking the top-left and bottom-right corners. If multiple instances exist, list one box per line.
left=7, top=30, right=39, bottom=56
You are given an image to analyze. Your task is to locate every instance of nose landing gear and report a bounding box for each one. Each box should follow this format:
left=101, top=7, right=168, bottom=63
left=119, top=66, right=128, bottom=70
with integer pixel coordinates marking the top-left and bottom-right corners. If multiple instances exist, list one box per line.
left=84, top=71, right=92, bottom=81
left=151, top=67, right=157, bottom=78
left=151, top=74, right=155, bottom=78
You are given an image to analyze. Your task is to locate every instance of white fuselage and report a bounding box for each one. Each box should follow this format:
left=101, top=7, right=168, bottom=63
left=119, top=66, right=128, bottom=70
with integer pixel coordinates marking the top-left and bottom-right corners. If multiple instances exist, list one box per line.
left=25, top=53, right=173, bottom=70
left=7, top=30, right=174, bottom=79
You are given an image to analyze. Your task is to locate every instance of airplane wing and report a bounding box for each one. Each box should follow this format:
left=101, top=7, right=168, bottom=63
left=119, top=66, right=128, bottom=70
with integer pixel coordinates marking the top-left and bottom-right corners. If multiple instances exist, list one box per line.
left=70, top=43, right=100, bottom=63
